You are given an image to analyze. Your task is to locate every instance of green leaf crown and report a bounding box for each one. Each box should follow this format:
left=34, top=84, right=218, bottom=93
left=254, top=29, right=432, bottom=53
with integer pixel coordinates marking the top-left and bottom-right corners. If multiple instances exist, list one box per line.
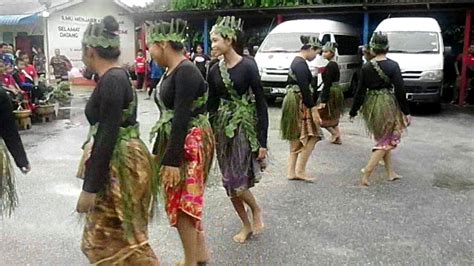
left=147, top=19, right=187, bottom=44
left=82, top=22, right=120, bottom=48
left=300, top=35, right=322, bottom=49
left=210, top=16, right=244, bottom=41
left=322, top=42, right=338, bottom=53
left=370, top=31, right=389, bottom=50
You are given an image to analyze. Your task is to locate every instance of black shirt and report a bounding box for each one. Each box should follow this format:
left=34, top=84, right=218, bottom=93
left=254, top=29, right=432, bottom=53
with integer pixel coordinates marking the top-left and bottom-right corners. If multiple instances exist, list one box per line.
left=320, top=61, right=340, bottom=103
left=0, top=89, right=29, bottom=168
left=288, top=56, right=316, bottom=108
left=207, top=56, right=269, bottom=149
left=350, top=59, right=410, bottom=117
left=83, top=68, right=135, bottom=193
left=192, top=53, right=210, bottom=78
left=156, top=60, right=207, bottom=167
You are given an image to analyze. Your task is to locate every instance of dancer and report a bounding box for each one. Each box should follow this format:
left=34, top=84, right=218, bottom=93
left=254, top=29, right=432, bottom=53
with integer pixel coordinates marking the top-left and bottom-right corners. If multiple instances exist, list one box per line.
left=75, top=16, right=158, bottom=265
left=208, top=16, right=268, bottom=244
left=318, top=42, right=345, bottom=144
left=349, top=32, right=411, bottom=186
left=0, top=88, right=30, bottom=217
left=280, top=36, right=323, bottom=181
left=148, top=19, right=215, bottom=266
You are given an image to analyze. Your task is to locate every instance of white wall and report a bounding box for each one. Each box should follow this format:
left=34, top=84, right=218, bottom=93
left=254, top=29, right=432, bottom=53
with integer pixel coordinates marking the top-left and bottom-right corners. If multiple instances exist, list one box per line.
left=46, top=0, right=135, bottom=69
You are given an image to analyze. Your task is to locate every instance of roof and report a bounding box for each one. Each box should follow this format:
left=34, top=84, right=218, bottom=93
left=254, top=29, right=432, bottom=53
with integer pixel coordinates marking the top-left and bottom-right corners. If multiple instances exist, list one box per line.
left=270, top=19, right=358, bottom=35
left=0, top=0, right=132, bottom=16
left=376, top=17, right=442, bottom=32
left=0, top=14, right=39, bottom=25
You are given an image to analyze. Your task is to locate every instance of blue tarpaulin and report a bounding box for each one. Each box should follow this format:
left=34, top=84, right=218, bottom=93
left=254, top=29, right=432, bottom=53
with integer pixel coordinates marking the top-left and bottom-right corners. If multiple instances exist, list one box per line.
left=0, top=14, right=38, bottom=25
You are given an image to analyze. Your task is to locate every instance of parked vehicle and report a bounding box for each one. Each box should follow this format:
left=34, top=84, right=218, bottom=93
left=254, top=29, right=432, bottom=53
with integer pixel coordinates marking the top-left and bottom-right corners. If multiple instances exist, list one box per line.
left=374, top=17, right=450, bottom=107
left=254, top=19, right=362, bottom=103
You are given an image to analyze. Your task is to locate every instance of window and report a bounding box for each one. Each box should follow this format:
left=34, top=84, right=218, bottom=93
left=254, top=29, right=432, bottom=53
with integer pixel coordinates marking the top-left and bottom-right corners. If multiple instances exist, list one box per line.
left=321, top=34, right=331, bottom=46
left=334, top=35, right=360, bottom=55
left=260, top=33, right=320, bottom=53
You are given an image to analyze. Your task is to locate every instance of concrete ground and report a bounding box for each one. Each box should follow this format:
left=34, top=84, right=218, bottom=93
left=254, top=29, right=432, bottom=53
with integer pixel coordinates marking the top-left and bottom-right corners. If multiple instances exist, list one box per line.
left=1, top=88, right=473, bottom=265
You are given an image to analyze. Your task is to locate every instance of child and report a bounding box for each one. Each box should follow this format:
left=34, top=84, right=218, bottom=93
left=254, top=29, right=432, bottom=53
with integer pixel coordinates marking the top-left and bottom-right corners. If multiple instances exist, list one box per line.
left=134, top=49, right=147, bottom=91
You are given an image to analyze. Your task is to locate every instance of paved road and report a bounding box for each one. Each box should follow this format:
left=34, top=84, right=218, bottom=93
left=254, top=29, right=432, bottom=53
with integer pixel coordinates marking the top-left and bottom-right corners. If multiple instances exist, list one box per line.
left=1, top=89, right=473, bottom=265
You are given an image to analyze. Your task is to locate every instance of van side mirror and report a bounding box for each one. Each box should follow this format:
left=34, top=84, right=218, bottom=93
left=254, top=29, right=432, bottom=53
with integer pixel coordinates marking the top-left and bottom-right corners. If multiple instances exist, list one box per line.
left=253, top=45, right=259, bottom=53
left=444, top=46, right=452, bottom=55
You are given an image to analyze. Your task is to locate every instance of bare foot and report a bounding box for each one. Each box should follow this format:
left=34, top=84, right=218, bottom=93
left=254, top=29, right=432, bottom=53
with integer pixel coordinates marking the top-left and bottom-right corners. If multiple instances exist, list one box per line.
left=360, top=168, right=370, bottom=187
left=252, top=208, right=265, bottom=235
left=233, top=226, right=253, bottom=244
left=388, top=171, right=402, bottom=181
left=295, top=172, right=315, bottom=182
left=331, top=135, right=342, bottom=145
left=175, top=260, right=185, bottom=266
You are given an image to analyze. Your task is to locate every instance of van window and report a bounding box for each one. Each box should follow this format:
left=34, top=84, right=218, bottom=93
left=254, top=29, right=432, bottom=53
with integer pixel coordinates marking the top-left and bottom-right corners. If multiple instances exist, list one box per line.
left=321, top=34, right=331, bottom=45
left=386, top=32, right=439, bottom=53
left=260, top=33, right=320, bottom=53
left=334, top=35, right=360, bottom=55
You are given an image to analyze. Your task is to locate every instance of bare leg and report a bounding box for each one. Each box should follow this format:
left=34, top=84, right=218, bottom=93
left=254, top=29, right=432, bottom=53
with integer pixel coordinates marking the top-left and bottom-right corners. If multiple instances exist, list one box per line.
left=295, top=137, right=318, bottom=181
left=176, top=212, right=198, bottom=266
left=383, top=149, right=402, bottom=181
left=196, top=230, right=210, bottom=263
left=332, top=126, right=342, bottom=144
left=287, top=140, right=299, bottom=180
left=239, top=190, right=264, bottom=235
left=230, top=197, right=252, bottom=243
left=361, top=149, right=387, bottom=186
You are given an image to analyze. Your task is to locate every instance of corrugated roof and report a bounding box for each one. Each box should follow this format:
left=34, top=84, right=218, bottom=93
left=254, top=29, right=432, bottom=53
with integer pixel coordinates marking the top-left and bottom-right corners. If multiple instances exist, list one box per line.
left=0, top=0, right=132, bottom=16
left=0, top=14, right=39, bottom=25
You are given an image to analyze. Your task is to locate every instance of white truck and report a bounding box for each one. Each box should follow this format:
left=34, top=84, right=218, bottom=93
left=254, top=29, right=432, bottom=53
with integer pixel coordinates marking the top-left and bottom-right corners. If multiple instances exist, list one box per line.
left=374, top=17, right=449, bottom=107
left=254, top=19, right=362, bottom=103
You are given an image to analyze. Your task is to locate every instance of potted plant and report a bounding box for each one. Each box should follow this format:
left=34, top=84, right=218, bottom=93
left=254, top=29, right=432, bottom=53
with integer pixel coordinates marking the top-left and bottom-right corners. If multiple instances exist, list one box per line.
left=36, top=81, right=73, bottom=121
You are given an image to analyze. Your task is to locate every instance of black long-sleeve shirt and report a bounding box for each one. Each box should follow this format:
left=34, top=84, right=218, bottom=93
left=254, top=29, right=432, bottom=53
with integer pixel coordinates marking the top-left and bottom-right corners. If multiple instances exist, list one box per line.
left=0, top=89, right=29, bottom=168
left=156, top=60, right=207, bottom=167
left=83, top=68, right=135, bottom=193
left=207, top=57, right=269, bottom=148
left=288, top=56, right=316, bottom=109
left=350, top=59, right=410, bottom=117
left=320, top=61, right=340, bottom=104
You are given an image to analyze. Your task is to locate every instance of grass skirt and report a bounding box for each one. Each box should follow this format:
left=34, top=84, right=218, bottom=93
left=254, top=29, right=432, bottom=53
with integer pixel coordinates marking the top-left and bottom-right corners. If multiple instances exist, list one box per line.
left=281, top=86, right=322, bottom=152
left=77, top=130, right=158, bottom=265
left=319, top=84, right=345, bottom=128
left=361, top=89, right=407, bottom=150
left=0, top=140, right=17, bottom=217
left=153, top=122, right=215, bottom=230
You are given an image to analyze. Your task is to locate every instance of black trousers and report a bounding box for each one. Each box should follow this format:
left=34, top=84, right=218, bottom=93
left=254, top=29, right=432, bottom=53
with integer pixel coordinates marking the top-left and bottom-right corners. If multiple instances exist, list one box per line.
left=136, top=73, right=145, bottom=90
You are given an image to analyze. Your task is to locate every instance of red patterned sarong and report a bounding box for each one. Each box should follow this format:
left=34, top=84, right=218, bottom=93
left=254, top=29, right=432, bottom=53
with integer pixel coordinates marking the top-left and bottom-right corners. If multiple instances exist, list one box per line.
left=165, top=127, right=214, bottom=231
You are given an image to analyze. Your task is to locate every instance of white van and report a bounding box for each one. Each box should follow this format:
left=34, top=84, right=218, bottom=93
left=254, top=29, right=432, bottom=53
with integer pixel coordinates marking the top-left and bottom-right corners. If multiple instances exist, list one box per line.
left=374, top=17, right=448, bottom=105
left=254, top=19, right=361, bottom=102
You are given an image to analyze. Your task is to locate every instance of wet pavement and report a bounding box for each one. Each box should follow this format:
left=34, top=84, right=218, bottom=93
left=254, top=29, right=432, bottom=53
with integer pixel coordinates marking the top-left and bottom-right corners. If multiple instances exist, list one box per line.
left=1, top=88, right=473, bottom=265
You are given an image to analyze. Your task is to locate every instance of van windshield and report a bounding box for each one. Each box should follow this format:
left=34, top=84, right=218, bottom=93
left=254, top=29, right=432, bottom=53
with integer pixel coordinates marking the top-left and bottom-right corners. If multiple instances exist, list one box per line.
left=385, top=32, right=439, bottom=54
left=260, top=33, right=319, bottom=53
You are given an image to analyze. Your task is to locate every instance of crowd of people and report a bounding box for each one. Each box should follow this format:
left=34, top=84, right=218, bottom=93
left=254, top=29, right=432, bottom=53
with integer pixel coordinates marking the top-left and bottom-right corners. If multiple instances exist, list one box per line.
left=1, top=14, right=413, bottom=266
left=0, top=43, right=73, bottom=112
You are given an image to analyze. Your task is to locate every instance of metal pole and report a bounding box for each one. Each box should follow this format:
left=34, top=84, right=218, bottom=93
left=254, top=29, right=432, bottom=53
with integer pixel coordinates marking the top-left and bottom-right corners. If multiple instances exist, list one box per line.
left=363, top=12, right=369, bottom=44
left=460, top=10, right=472, bottom=106
left=203, top=18, right=209, bottom=54
left=43, top=15, right=50, bottom=84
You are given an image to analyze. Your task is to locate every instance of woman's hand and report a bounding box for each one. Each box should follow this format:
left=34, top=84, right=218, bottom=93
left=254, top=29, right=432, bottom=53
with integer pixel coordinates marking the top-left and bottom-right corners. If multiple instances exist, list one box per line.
left=257, top=148, right=268, bottom=160
left=76, top=191, right=97, bottom=213
left=161, top=166, right=181, bottom=190
left=405, top=115, right=412, bottom=126
left=20, top=164, right=31, bottom=174
left=318, top=103, right=326, bottom=109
